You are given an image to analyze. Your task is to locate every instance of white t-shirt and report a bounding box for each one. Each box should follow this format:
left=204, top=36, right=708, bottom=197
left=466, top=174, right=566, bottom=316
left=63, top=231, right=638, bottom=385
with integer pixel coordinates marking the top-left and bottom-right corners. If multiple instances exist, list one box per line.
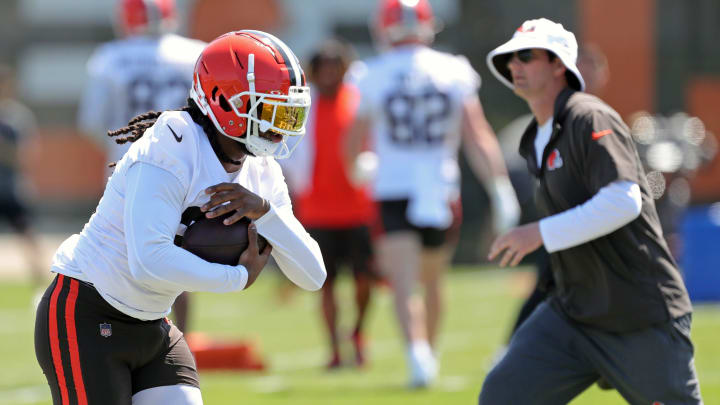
left=348, top=44, right=480, bottom=227
left=52, top=111, right=326, bottom=320
left=534, top=118, right=554, bottom=167
left=77, top=34, right=206, bottom=163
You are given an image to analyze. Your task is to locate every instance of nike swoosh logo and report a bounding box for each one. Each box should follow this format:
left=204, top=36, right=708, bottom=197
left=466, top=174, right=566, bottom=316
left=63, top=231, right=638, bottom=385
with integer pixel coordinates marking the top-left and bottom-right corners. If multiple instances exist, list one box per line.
left=591, top=129, right=612, bottom=140
left=168, top=124, right=182, bottom=142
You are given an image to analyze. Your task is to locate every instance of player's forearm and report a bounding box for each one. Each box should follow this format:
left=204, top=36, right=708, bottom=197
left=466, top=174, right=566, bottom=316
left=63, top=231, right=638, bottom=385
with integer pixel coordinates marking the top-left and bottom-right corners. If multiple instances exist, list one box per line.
left=462, top=99, right=520, bottom=232
left=124, top=162, right=248, bottom=292
left=465, top=134, right=511, bottom=183
left=254, top=204, right=326, bottom=290
left=461, top=97, right=512, bottom=182
left=127, top=241, right=249, bottom=292
left=343, top=117, right=370, bottom=177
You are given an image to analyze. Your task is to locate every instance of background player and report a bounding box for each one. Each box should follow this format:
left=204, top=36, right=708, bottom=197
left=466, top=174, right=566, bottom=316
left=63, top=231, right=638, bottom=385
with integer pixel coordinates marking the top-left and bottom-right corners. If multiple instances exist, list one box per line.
left=0, top=65, right=45, bottom=293
left=281, top=39, right=377, bottom=369
left=35, top=31, right=326, bottom=405
left=345, top=0, right=519, bottom=387
left=77, top=0, right=206, bottom=331
left=78, top=0, right=205, bottom=168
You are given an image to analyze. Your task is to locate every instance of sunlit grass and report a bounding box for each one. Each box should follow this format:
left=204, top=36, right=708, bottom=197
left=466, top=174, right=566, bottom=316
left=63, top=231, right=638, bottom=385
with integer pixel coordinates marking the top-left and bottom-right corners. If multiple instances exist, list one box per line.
left=1, top=267, right=717, bottom=404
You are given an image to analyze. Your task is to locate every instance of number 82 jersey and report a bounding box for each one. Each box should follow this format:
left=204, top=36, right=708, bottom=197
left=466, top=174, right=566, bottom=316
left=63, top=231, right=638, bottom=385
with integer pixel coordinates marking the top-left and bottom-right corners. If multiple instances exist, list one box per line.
left=348, top=45, right=480, bottom=201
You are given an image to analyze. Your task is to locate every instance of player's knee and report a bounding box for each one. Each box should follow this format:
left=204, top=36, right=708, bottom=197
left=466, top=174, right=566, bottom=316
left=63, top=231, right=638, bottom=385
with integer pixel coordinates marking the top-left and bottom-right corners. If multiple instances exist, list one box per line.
left=478, top=365, right=515, bottom=405
left=132, top=385, right=202, bottom=405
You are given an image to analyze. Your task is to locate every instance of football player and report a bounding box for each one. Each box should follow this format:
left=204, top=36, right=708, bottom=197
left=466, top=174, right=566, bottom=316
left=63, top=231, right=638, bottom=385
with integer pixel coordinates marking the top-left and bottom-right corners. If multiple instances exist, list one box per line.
left=35, top=31, right=326, bottom=405
left=280, top=39, right=378, bottom=369
left=0, top=65, right=45, bottom=291
left=344, top=0, right=520, bottom=388
left=78, top=0, right=206, bottom=167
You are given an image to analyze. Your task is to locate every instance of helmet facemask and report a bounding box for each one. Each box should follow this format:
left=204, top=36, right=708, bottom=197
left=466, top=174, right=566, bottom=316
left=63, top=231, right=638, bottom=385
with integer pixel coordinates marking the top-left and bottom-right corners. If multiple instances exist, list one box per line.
left=230, top=85, right=311, bottom=159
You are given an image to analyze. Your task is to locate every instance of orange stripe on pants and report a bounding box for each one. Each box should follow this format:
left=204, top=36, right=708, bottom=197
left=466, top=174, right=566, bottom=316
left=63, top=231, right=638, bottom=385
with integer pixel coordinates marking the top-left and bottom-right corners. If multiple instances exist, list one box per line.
left=65, top=279, right=88, bottom=405
left=49, top=274, right=70, bottom=405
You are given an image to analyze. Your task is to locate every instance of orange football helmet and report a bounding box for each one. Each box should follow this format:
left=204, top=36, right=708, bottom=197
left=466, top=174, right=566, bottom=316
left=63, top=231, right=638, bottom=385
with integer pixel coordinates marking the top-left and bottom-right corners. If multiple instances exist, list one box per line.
left=116, top=0, right=177, bottom=37
left=374, top=0, right=436, bottom=47
left=190, top=30, right=311, bottom=159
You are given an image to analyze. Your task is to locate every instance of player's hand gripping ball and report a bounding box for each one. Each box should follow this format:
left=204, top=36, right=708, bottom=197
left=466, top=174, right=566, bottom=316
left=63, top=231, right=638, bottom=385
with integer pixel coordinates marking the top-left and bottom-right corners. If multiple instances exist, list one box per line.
left=182, top=212, right=268, bottom=265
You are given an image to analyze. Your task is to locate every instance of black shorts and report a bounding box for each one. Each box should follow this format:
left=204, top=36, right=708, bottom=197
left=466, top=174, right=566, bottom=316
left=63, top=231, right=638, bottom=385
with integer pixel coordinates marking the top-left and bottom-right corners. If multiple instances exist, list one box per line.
left=35, top=274, right=198, bottom=405
left=0, top=195, right=29, bottom=232
left=307, top=226, right=376, bottom=281
left=379, top=199, right=462, bottom=248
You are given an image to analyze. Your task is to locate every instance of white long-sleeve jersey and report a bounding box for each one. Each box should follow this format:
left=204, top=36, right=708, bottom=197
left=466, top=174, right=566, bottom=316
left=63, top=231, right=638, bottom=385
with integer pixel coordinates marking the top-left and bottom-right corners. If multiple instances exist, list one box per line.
left=347, top=44, right=480, bottom=228
left=77, top=34, right=206, bottom=163
left=51, top=111, right=326, bottom=320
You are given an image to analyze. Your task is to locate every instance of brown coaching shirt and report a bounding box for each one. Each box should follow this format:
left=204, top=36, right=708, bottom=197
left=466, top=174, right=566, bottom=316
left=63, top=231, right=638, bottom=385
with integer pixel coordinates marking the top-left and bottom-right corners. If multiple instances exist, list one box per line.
left=518, top=88, right=692, bottom=332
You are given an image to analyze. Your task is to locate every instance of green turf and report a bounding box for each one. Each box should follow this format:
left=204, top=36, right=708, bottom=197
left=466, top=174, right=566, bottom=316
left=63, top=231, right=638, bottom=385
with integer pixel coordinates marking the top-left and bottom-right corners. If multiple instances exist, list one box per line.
left=1, top=267, right=717, bottom=404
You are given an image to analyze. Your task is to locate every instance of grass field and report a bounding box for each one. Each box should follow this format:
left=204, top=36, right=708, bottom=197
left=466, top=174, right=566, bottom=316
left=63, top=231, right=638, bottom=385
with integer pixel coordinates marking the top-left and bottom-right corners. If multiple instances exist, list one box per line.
left=1, top=267, right=718, bottom=404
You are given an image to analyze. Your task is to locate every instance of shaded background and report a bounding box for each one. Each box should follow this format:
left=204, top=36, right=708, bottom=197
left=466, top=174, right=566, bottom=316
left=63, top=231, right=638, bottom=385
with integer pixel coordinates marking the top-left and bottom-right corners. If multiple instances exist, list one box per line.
left=0, top=0, right=719, bottom=264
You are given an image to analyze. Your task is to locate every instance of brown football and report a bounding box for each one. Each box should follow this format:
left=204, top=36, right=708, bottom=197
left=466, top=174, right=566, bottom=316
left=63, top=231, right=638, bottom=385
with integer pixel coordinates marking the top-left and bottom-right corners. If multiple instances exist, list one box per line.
left=181, top=212, right=268, bottom=265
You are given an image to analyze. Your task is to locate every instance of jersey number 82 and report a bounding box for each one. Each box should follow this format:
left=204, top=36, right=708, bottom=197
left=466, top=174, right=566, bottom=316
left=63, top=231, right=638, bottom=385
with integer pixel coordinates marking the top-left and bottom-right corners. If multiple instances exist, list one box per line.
left=384, top=87, right=451, bottom=146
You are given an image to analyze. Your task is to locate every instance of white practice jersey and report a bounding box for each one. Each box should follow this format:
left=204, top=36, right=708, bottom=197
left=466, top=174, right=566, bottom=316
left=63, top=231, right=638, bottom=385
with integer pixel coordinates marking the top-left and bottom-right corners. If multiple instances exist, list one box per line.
left=52, top=111, right=326, bottom=320
left=78, top=34, right=206, bottom=163
left=349, top=45, right=480, bottom=227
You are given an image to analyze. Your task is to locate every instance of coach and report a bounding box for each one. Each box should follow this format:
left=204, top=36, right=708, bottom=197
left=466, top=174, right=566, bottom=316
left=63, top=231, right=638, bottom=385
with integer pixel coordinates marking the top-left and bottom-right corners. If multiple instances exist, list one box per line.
left=480, top=18, right=703, bottom=404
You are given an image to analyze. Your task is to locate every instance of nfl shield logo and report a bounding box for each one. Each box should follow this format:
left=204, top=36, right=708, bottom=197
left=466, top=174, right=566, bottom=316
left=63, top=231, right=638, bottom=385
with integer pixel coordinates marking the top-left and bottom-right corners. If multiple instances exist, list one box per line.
left=99, top=323, right=112, bottom=338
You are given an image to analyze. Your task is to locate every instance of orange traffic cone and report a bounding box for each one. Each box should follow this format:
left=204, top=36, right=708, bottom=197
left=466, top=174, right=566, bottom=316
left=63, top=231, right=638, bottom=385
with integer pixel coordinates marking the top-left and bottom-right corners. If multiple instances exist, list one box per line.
left=186, top=332, right=266, bottom=371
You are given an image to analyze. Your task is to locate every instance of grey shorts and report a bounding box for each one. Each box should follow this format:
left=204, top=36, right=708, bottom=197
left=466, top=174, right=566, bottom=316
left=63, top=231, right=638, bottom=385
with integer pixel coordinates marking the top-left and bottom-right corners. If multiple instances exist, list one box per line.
left=479, top=300, right=702, bottom=405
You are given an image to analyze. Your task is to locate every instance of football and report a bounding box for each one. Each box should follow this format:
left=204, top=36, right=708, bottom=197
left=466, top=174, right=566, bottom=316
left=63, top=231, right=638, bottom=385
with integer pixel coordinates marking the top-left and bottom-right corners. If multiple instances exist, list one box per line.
left=181, top=212, right=268, bottom=265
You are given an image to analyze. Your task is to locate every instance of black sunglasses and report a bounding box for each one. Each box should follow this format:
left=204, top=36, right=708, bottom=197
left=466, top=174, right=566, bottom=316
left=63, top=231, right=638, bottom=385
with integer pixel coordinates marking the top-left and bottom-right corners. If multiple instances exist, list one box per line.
left=510, top=49, right=536, bottom=64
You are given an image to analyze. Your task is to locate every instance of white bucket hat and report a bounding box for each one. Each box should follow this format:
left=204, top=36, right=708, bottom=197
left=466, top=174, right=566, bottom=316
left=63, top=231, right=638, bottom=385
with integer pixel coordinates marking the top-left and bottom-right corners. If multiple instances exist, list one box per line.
left=487, top=18, right=585, bottom=91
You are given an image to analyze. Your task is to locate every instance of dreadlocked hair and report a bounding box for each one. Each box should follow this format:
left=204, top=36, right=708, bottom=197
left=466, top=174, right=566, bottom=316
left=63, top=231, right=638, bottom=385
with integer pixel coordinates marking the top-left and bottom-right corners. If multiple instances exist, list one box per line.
left=106, top=98, right=246, bottom=168
left=108, top=110, right=162, bottom=145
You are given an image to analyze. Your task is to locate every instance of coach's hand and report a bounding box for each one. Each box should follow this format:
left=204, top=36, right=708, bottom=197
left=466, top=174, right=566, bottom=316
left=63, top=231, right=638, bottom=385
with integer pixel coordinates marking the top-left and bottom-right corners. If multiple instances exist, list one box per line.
left=488, top=222, right=543, bottom=267
left=202, top=183, right=270, bottom=224
left=239, top=223, right=272, bottom=289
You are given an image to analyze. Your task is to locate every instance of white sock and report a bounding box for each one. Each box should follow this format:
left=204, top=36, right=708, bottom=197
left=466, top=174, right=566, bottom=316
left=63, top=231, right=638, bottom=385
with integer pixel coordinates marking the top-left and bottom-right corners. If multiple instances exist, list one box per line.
left=410, top=340, right=432, bottom=359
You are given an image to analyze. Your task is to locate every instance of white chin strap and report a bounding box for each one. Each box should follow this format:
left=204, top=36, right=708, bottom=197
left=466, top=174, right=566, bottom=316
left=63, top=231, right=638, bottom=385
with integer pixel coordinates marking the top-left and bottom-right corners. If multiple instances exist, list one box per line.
left=244, top=134, right=283, bottom=157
